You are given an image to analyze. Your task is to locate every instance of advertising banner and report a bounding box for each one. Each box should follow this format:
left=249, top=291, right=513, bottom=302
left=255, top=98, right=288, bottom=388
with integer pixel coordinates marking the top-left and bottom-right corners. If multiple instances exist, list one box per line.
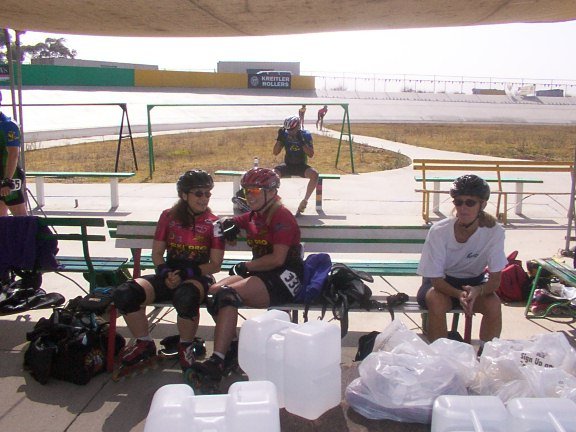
left=248, top=71, right=291, bottom=89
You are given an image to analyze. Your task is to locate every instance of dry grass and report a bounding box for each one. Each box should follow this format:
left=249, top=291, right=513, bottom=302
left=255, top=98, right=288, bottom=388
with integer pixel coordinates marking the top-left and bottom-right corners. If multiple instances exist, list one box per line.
left=23, top=123, right=576, bottom=183
left=24, top=126, right=410, bottom=183
left=348, top=123, right=576, bottom=161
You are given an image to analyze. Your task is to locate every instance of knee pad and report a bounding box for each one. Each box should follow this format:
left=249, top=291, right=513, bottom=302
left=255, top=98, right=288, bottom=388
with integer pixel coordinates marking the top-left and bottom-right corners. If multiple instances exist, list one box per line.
left=172, top=282, right=202, bottom=319
left=113, top=280, right=145, bottom=314
left=206, top=285, right=243, bottom=317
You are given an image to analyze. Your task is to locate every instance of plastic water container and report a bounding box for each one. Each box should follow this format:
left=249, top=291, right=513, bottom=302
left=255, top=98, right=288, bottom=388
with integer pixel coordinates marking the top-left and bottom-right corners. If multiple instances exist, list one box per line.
left=283, top=320, right=341, bottom=420
left=507, top=397, right=576, bottom=432
left=238, top=311, right=342, bottom=420
left=238, top=309, right=294, bottom=381
left=431, top=395, right=509, bottom=432
left=144, top=381, right=280, bottom=432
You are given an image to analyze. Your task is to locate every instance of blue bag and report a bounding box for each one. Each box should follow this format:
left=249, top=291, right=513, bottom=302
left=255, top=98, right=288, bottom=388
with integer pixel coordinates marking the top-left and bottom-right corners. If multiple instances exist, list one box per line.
left=294, top=253, right=332, bottom=304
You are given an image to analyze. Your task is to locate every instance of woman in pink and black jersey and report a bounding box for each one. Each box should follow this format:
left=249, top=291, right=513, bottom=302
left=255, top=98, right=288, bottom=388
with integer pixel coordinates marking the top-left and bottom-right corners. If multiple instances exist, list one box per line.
left=190, top=167, right=303, bottom=386
left=113, top=170, right=225, bottom=372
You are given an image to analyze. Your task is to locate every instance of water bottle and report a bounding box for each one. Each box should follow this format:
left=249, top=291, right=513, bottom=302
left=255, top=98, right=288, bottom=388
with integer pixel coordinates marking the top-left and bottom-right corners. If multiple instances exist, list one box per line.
left=253, top=157, right=259, bottom=168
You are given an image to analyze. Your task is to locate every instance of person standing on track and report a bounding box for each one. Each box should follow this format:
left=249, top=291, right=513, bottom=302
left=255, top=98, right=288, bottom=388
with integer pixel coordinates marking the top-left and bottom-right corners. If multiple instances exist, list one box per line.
left=316, top=105, right=328, bottom=131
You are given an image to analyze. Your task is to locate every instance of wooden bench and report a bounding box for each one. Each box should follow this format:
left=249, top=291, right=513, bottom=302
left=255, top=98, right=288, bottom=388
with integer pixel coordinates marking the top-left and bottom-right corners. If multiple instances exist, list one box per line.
left=26, top=171, right=136, bottom=210
left=214, top=169, right=340, bottom=212
left=36, top=217, right=128, bottom=293
left=103, top=219, right=472, bottom=370
left=413, top=159, right=573, bottom=223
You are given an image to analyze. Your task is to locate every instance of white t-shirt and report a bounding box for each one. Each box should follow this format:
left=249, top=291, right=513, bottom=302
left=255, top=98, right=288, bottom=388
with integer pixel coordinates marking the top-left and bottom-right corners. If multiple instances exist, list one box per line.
left=417, top=218, right=507, bottom=279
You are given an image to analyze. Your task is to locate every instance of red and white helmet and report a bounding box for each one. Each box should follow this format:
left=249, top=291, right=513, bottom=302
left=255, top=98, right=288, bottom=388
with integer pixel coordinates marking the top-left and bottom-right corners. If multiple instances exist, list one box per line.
left=241, top=168, right=280, bottom=190
left=283, top=115, right=300, bottom=130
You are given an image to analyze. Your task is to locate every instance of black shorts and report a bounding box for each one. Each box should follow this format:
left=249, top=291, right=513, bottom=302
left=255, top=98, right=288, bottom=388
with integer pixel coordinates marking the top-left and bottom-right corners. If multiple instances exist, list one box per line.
left=417, top=273, right=488, bottom=308
left=141, top=273, right=215, bottom=303
left=0, top=167, right=26, bottom=206
left=274, top=163, right=310, bottom=178
left=251, top=265, right=303, bottom=306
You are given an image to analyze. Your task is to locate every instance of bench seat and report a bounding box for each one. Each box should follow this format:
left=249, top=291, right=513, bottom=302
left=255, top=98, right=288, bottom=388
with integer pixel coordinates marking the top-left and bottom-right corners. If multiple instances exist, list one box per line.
left=27, top=171, right=135, bottom=210
left=215, top=169, right=340, bottom=212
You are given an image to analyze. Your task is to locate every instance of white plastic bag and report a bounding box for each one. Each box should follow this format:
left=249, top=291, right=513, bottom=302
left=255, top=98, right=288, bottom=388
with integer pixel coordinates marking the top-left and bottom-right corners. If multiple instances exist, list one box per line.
left=430, top=338, right=479, bottom=387
left=346, top=321, right=468, bottom=423
left=471, top=332, right=576, bottom=401
left=372, top=319, right=431, bottom=355
left=346, top=350, right=467, bottom=423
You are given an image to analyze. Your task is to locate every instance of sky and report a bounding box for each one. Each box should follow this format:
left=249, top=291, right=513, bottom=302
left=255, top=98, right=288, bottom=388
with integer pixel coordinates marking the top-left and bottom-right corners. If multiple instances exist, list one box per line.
left=17, top=20, right=576, bottom=81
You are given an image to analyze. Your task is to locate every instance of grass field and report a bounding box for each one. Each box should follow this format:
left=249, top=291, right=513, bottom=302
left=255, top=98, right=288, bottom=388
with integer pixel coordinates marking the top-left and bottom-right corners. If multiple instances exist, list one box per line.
left=23, top=123, right=576, bottom=183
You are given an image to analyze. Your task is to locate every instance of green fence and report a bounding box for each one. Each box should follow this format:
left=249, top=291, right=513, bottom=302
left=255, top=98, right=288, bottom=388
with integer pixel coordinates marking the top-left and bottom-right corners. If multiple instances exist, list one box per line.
left=0, top=64, right=135, bottom=87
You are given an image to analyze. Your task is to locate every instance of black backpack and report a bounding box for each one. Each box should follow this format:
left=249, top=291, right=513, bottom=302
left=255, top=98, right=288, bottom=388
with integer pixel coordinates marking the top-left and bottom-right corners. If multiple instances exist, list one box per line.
left=24, top=296, right=125, bottom=385
left=315, top=263, right=409, bottom=338
left=319, top=263, right=376, bottom=338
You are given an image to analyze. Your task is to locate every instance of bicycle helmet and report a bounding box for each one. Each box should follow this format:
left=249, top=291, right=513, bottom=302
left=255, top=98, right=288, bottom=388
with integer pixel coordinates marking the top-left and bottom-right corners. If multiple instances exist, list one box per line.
left=283, top=116, right=300, bottom=130
left=450, top=174, right=490, bottom=201
left=177, top=169, right=214, bottom=194
left=240, top=168, right=280, bottom=190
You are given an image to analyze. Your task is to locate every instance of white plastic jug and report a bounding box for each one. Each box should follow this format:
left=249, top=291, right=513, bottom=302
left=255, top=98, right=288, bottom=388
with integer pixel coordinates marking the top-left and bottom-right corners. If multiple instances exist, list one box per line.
left=431, top=395, right=509, bottom=432
left=238, top=309, right=293, bottom=381
left=283, top=320, right=342, bottom=420
left=238, top=311, right=342, bottom=420
left=144, top=381, right=280, bottom=432
left=507, top=397, right=576, bottom=432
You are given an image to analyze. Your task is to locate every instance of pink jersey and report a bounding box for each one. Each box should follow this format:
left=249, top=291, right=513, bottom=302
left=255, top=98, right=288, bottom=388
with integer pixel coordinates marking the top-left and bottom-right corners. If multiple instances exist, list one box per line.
left=154, top=209, right=224, bottom=264
left=233, top=204, right=302, bottom=266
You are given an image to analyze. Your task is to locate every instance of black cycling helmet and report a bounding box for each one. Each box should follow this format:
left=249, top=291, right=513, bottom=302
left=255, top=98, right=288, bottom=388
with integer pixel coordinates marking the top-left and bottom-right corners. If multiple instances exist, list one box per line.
left=177, top=169, right=214, bottom=195
left=450, top=174, right=490, bottom=201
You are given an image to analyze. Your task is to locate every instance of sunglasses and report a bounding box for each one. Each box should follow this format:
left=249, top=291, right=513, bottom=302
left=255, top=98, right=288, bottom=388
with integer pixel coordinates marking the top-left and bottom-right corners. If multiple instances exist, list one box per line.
left=243, top=187, right=264, bottom=197
left=189, top=190, right=212, bottom=198
left=453, top=198, right=479, bottom=208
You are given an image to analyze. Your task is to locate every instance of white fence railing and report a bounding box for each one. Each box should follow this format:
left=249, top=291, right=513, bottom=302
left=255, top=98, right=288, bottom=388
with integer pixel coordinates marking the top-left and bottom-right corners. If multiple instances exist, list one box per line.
left=306, top=72, right=576, bottom=97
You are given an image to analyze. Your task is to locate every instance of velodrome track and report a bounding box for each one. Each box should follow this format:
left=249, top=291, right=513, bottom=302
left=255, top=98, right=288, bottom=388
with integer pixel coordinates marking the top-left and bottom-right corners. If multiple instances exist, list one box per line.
left=5, top=88, right=576, bottom=146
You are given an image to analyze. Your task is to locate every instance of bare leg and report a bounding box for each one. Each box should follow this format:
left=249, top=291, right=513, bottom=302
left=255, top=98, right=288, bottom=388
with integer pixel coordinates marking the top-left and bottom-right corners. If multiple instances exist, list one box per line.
left=424, top=288, right=452, bottom=342
left=178, top=316, right=200, bottom=341
left=474, top=293, right=502, bottom=342
left=0, top=202, right=7, bottom=217
left=303, top=168, right=319, bottom=203
left=9, top=203, right=28, bottom=216
left=122, top=278, right=155, bottom=338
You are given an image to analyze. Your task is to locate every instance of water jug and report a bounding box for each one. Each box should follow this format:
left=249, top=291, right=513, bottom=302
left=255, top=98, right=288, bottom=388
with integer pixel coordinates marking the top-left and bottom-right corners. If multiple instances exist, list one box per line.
left=238, top=309, right=293, bottom=381
left=144, top=381, right=280, bottom=432
left=283, top=320, right=341, bottom=420
left=431, top=395, right=509, bottom=432
left=507, top=397, right=576, bottom=432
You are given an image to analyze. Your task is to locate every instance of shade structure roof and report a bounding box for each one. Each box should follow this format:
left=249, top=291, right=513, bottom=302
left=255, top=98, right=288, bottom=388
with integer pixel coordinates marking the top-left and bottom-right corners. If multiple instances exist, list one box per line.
left=2, top=0, right=575, bottom=37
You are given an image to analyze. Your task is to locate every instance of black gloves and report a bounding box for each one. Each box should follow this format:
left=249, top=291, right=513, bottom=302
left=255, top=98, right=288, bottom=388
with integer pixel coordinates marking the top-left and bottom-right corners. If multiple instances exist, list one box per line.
left=229, top=262, right=249, bottom=277
left=155, top=263, right=172, bottom=278
left=221, top=218, right=240, bottom=242
left=157, top=260, right=202, bottom=280
left=0, top=178, right=15, bottom=189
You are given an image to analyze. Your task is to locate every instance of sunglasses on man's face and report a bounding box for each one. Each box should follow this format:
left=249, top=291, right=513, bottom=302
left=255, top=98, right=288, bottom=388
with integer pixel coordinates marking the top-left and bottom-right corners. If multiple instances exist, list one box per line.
left=189, top=190, right=212, bottom=198
left=453, top=198, right=479, bottom=208
left=243, top=187, right=264, bottom=197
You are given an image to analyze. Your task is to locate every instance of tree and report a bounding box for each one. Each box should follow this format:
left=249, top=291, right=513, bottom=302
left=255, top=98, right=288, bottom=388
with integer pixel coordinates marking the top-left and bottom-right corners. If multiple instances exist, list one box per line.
left=28, top=37, right=77, bottom=59
left=0, top=34, right=77, bottom=62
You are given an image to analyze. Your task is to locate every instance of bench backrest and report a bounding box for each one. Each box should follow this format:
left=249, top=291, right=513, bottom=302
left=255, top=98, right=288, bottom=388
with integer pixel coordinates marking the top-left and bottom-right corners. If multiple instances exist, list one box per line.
left=106, top=220, right=429, bottom=255
left=413, top=159, right=573, bottom=191
left=413, top=159, right=574, bottom=174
